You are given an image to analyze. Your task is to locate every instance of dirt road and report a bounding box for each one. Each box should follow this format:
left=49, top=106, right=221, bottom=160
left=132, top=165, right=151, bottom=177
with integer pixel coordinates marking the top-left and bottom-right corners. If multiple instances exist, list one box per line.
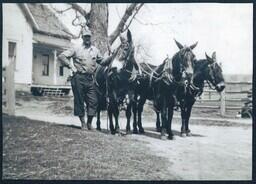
left=130, top=123, right=252, bottom=180
left=10, top=93, right=252, bottom=180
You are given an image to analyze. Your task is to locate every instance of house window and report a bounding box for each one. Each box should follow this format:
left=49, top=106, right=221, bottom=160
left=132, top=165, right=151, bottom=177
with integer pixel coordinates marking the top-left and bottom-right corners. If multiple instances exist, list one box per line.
left=59, top=65, right=64, bottom=76
left=42, top=55, right=49, bottom=76
left=8, top=42, right=17, bottom=69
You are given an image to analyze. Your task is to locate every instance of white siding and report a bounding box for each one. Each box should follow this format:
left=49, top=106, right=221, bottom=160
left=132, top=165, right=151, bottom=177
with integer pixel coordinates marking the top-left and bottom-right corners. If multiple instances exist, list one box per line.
left=32, top=49, right=71, bottom=85
left=56, top=58, right=72, bottom=85
left=2, top=4, right=33, bottom=84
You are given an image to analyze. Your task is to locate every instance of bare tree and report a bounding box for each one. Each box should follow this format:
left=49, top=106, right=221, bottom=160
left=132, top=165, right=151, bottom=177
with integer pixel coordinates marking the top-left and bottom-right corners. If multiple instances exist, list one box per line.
left=51, top=3, right=144, bottom=54
left=134, top=38, right=153, bottom=64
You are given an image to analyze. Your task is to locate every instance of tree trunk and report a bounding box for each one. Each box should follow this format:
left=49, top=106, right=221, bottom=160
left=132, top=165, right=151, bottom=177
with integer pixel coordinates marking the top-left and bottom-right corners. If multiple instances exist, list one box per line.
left=89, top=3, right=109, bottom=55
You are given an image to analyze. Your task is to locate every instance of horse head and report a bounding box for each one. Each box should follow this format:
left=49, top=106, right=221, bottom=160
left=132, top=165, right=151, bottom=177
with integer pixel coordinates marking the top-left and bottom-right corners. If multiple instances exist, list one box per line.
left=204, top=52, right=225, bottom=92
left=111, top=30, right=135, bottom=72
left=173, top=39, right=198, bottom=83
left=192, top=52, right=225, bottom=93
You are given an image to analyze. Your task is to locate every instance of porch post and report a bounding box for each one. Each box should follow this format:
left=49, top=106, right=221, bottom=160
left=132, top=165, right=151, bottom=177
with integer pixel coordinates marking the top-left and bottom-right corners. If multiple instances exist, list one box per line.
left=6, top=58, right=15, bottom=115
left=53, top=49, right=57, bottom=85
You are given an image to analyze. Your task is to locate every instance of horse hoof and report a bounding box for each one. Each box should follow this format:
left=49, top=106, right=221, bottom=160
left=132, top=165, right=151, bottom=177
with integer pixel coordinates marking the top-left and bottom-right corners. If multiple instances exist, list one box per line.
left=168, top=135, right=174, bottom=140
left=133, top=129, right=138, bottom=134
left=96, top=127, right=101, bottom=131
left=126, top=130, right=132, bottom=135
left=139, top=128, right=145, bottom=134
left=181, top=133, right=186, bottom=137
left=161, top=135, right=167, bottom=140
left=156, top=128, right=161, bottom=132
left=111, top=131, right=115, bottom=135
left=186, top=132, right=192, bottom=137
left=126, top=127, right=131, bottom=133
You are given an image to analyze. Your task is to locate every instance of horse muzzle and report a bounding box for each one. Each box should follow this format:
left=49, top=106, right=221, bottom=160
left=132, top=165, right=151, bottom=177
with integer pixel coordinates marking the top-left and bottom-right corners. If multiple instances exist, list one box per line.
left=216, top=81, right=225, bottom=92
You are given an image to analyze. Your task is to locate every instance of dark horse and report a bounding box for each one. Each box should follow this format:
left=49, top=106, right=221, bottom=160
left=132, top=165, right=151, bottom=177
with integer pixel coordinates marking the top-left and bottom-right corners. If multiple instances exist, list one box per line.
left=176, top=51, right=225, bottom=137
left=95, top=30, right=140, bottom=134
left=130, top=40, right=198, bottom=139
left=127, top=62, right=162, bottom=134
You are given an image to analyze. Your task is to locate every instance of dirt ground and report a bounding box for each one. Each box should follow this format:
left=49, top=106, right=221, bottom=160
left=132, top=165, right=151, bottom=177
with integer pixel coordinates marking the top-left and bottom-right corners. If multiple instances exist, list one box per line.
left=3, top=114, right=177, bottom=180
left=2, top=92, right=252, bottom=180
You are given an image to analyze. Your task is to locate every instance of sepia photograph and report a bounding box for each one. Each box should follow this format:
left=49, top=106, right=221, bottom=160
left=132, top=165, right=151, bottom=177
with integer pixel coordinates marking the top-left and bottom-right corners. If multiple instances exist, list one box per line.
left=2, top=2, right=253, bottom=180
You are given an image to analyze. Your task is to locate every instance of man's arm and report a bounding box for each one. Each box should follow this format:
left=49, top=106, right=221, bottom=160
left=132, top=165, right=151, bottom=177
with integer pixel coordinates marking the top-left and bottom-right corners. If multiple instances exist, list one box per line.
left=58, top=48, right=75, bottom=69
left=95, top=48, right=113, bottom=66
left=96, top=55, right=113, bottom=66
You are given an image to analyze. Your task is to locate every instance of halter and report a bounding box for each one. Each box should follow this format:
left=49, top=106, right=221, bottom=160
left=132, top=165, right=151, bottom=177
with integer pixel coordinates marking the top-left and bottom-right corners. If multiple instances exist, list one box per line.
left=207, top=78, right=217, bottom=90
left=120, top=43, right=134, bottom=70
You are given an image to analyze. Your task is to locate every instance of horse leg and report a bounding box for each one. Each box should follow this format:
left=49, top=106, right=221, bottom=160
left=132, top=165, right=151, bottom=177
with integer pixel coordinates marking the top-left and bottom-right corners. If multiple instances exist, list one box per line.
left=167, top=100, right=175, bottom=140
left=156, top=112, right=161, bottom=132
left=125, top=102, right=132, bottom=134
left=160, top=99, right=168, bottom=140
left=185, top=100, right=195, bottom=136
left=137, top=97, right=146, bottom=134
left=132, top=100, right=138, bottom=134
left=113, top=104, right=120, bottom=134
left=96, top=109, right=101, bottom=131
left=108, top=104, right=115, bottom=135
left=180, top=101, right=187, bottom=137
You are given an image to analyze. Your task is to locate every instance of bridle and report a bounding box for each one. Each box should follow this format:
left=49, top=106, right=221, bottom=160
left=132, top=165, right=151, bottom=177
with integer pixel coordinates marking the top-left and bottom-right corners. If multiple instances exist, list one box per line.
left=206, top=62, right=220, bottom=90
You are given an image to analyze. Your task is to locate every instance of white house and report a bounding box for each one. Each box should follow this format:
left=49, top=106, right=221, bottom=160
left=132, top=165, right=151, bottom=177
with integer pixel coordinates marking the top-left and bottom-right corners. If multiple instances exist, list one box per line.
left=2, top=3, right=73, bottom=95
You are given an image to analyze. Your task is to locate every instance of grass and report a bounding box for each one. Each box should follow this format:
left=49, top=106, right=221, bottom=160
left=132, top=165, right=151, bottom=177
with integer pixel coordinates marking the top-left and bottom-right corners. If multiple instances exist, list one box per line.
left=2, top=114, right=179, bottom=180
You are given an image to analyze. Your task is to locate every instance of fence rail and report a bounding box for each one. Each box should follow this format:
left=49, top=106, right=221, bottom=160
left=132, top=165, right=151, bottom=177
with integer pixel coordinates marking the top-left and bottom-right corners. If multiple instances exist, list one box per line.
left=194, top=81, right=252, bottom=116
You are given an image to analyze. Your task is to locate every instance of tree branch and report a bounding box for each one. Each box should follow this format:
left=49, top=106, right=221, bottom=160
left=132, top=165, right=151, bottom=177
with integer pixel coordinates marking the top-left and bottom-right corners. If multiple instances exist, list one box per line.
left=68, top=3, right=90, bottom=20
left=122, top=3, right=144, bottom=32
left=51, top=5, right=73, bottom=14
left=108, top=3, right=144, bottom=45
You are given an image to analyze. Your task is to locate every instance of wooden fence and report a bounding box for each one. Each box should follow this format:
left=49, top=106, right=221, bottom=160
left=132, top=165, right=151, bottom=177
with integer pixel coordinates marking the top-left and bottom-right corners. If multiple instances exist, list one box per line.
left=194, top=81, right=252, bottom=116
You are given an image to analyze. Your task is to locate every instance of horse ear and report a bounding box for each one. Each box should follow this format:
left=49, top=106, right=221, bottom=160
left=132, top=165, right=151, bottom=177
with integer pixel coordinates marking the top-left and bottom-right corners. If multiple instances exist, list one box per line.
left=127, top=29, right=132, bottom=43
left=205, top=52, right=214, bottom=64
left=189, top=41, right=198, bottom=50
left=174, top=39, right=183, bottom=50
left=212, top=51, right=216, bottom=62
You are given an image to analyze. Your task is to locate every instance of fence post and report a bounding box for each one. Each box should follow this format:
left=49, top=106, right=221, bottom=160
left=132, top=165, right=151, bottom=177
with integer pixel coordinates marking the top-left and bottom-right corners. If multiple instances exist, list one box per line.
left=220, top=89, right=225, bottom=116
left=6, top=58, right=15, bottom=115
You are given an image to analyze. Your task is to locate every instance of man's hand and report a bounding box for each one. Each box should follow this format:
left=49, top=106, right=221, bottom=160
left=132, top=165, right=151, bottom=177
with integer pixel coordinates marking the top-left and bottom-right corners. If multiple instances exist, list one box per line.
left=70, top=65, right=77, bottom=73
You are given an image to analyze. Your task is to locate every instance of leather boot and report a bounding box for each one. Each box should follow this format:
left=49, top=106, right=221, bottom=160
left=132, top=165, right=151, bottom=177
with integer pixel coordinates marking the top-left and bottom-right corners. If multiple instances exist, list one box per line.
left=87, top=116, right=93, bottom=130
left=79, top=116, right=86, bottom=130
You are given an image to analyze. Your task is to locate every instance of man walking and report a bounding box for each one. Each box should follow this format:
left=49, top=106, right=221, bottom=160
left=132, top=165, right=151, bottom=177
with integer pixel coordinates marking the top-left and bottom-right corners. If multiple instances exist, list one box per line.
left=58, top=28, right=112, bottom=130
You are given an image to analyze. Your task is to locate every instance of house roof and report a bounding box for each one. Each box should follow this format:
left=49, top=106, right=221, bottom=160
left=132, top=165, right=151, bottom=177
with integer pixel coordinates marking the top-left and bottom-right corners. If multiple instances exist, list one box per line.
left=25, top=3, right=73, bottom=40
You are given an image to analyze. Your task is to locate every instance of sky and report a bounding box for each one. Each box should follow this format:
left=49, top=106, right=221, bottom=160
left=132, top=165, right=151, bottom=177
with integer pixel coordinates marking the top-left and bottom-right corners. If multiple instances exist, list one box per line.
left=51, top=3, right=253, bottom=75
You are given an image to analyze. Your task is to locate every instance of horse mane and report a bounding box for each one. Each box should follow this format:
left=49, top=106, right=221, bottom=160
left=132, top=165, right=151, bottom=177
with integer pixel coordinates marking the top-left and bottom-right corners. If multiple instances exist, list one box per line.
left=192, top=59, right=209, bottom=87
left=171, top=51, right=185, bottom=80
left=154, top=59, right=168, bottom=74
left=194, top=59, right=208, bottom=71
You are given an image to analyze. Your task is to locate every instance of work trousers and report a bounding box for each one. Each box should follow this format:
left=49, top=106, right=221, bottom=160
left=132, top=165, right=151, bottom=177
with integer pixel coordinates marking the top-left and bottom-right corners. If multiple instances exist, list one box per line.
left=71, top=73, right=98, bottom=117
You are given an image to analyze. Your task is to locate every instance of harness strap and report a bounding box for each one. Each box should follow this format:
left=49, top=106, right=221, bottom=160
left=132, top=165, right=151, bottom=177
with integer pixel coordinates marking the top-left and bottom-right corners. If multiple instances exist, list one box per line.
left=143, top=62, right=158, bottom=75
left=149, top=70, right=155, bottom=88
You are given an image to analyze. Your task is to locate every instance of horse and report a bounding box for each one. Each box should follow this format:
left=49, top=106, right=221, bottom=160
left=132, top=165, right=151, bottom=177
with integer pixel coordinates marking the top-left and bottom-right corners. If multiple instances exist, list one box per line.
left=176, top=51, right=225, bottom=137
left=126, top=62, right=162, bottom=134
left=131, top=39, right=198, bottom=139
left=95, top=30, right=140, bottom=135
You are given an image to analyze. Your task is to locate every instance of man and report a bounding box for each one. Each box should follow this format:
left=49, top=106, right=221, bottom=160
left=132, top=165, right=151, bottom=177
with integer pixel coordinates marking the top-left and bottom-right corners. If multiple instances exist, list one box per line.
left=58, top=28, right=112, bottom=130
